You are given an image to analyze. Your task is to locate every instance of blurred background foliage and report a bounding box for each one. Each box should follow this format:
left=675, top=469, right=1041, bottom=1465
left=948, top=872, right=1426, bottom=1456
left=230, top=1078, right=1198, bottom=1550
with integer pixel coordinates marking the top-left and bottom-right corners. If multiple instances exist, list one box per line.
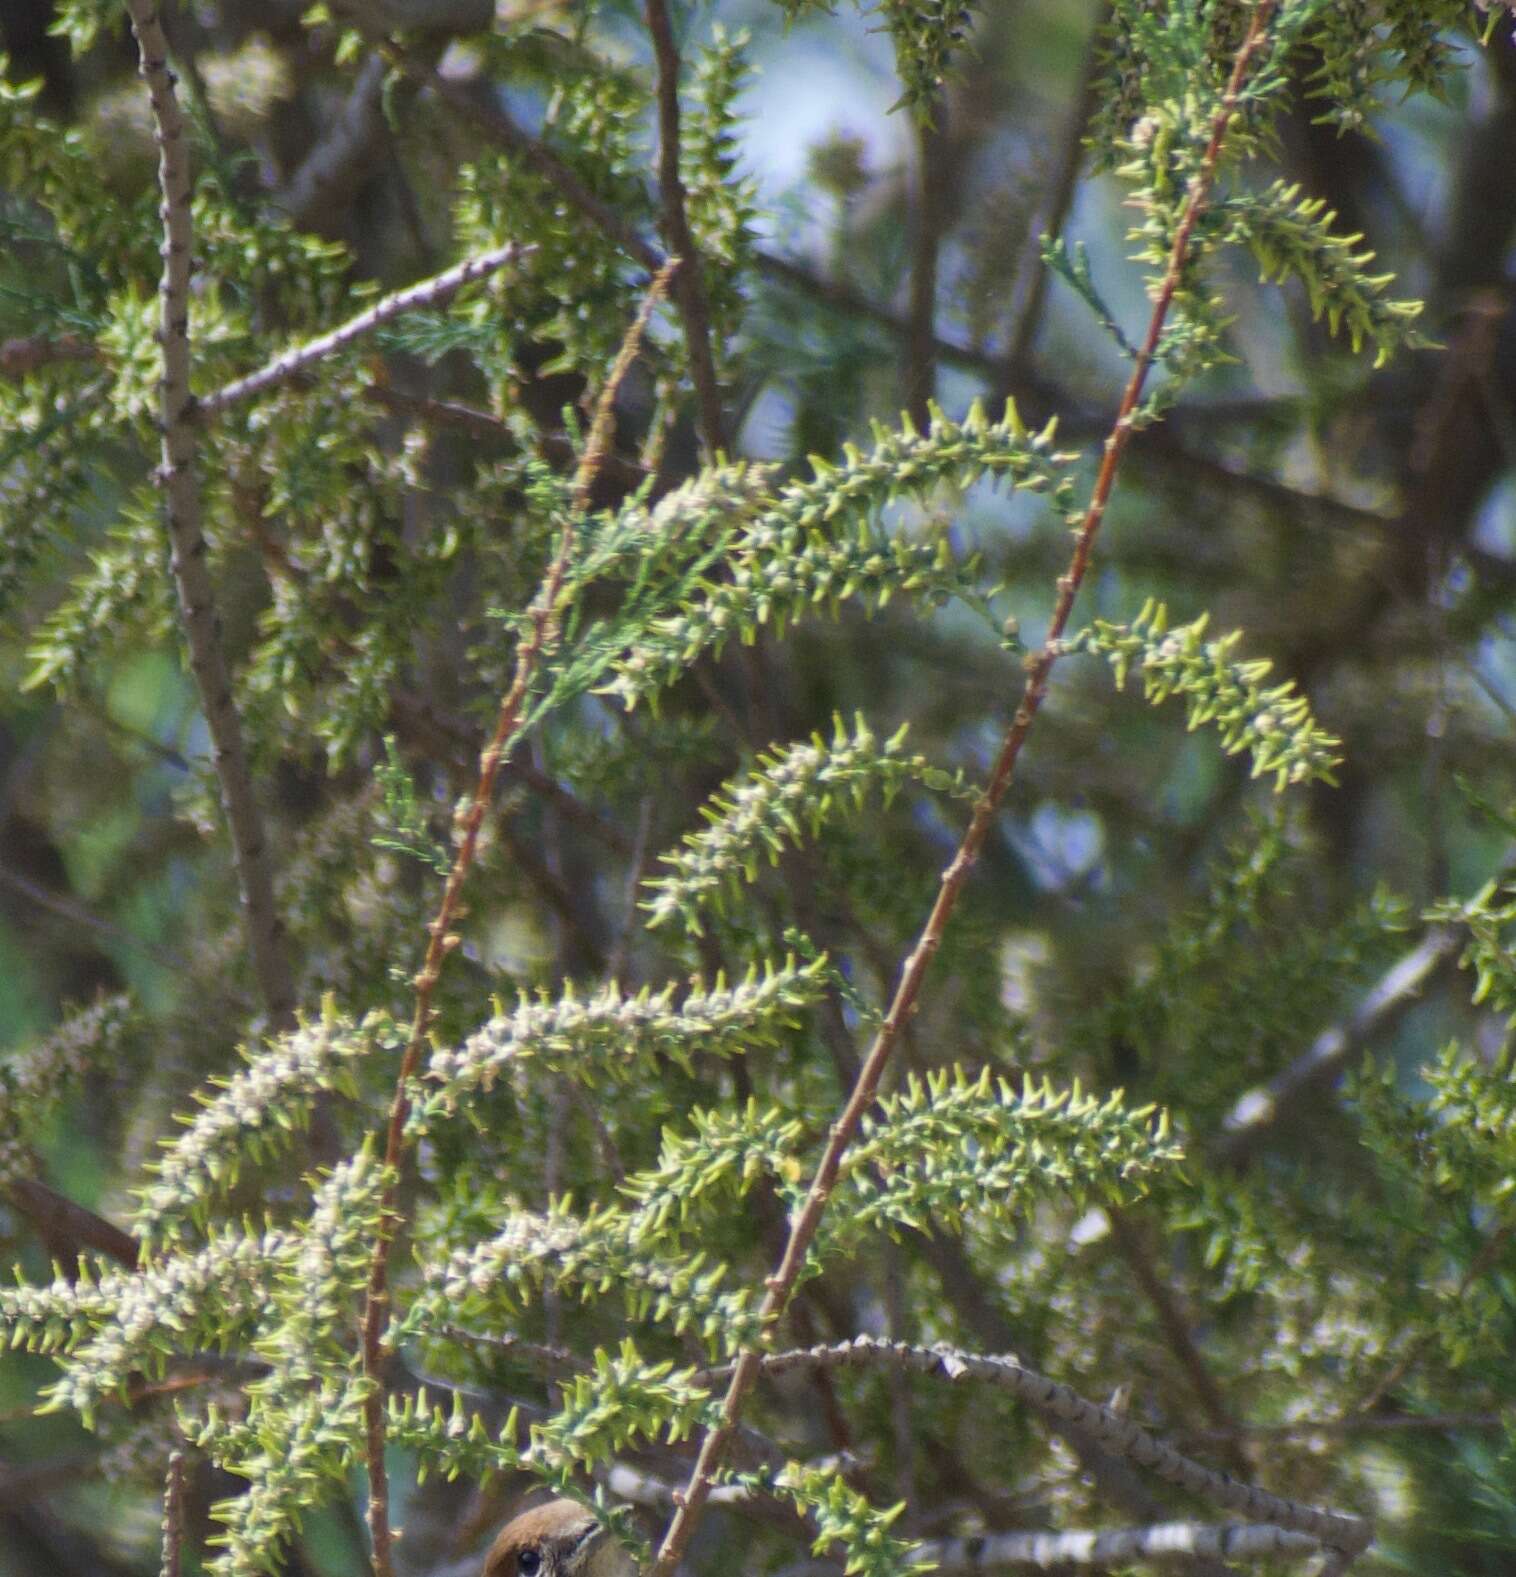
left=1, top=0, right=1516, bottom=1573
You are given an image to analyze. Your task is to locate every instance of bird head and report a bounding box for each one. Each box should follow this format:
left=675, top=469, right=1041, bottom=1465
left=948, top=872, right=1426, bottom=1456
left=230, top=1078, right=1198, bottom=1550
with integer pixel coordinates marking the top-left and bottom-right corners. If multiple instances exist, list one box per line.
left=483, top=1499, right=636, bottom=1577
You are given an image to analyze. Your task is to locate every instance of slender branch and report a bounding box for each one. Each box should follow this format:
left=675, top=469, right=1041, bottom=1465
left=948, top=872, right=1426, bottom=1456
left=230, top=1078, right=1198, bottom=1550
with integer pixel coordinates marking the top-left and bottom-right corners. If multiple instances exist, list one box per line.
left=275, top=52, right=388, bottom=230
left=7, top=1176, right=139, bottom=1268
left=644, top=14, right=1283, bottom=1576
left=121, top=0, right=297, bottom=1033
left=999, top=0, right=1109, bottom=379
left=687, top=1336, right=1370, bottom=1555
left=196, top=242, right=530, bottom=418
left=394, top=56, right=664, bottom=270
left=362, top=384, right=513, bottom=439
left=0, top=334, right=98, bottom=378
left=158, top=1450, right=186, bottom=1577
left=357, top=264, right=676, bottom=1577
left=916, top=1521, right=1322, bottom=1572
left=440, top=1326, right=589, bottom=1376
left=0, top=861, right=196, bottom=978
left=1107, top=1209, right=1251, bottom=1478
left=643, top=0, right=725, bottom=453
left=1214, top=923, right=1462, bottom=1167
left=1179, top=1410, right=1507, bottom=1443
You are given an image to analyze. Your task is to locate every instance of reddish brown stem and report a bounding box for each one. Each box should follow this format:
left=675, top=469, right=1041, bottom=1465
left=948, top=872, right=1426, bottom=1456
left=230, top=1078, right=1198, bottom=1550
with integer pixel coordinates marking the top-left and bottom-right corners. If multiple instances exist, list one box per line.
left=643, top=0, right=726, bottom=454
left=358, top=264, right=677, bottom=1577
left=644, top=10, right=1280, bottom=1573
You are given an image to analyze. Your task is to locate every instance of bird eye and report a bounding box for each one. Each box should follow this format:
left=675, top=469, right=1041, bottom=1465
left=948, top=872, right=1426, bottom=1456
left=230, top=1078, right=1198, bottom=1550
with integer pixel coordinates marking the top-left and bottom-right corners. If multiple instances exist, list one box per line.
left=518, top=1549, right=542, bottom=1577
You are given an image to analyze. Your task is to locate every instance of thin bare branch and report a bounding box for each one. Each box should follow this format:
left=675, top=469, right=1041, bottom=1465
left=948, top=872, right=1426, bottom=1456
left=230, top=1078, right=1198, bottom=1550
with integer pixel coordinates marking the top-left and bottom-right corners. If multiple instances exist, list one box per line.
left=396, top=57, right=664, bottom=271
left=0, top=861, right=195, bottom=978
left=196, top=242, right=530, bottom=419
left=643, top=0, right=726, bottom=453
left=1108, top=1209, right=1251, bottom=1478
left=1215, top=923, right=1462, bottom=1167
left=644, top=14, right=1287, bottom=1575
left=0, top=334, right=98, bottom=378
left=999, top=0, right=1110, bottom=378
left=358, top=265, right=675, bottom=1577
left=7, top=1176, right=139, bottom=1268
left=275, top=53, right=388, bottom=230
left=917, top=1521, right=1322, bottom=1571
left=121, top=0, right=297, bottom=1033
left=159, top=1450, right=186, bottom=1577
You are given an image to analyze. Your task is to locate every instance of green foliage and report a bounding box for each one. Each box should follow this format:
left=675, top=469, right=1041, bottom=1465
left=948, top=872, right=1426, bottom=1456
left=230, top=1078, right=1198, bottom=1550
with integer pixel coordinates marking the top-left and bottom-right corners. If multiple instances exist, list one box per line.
left=1063, top=599, right=1342, bottom=789
left=372, top=734, right=452, bottom=876
left=681, top=25, right=759, bottom=366
left=598, top=399, right=1072, bottom=710
left=768, top=1459, right=926, bottom=1577
left=192, top=1378, right=366, bottom=1577
left=643, top=715, right=973, bottom=932
left=412, top=1201, right=764, bottom=1351
left=0, top=993, right=132, bottom=1186
left=13, top=1227, right=288, bottom=1423
left=623, top=1068, right=1181, bottom=1261
left=135, top=1006, right=396, bottom=1246
left=1430, top=879, right=1516, bottom=1025
left=419, top=956, right=832, bottom=1116
left=1, top=3, right=1511, bottom=1573
left=1212, top=180, right=1427, bottom=366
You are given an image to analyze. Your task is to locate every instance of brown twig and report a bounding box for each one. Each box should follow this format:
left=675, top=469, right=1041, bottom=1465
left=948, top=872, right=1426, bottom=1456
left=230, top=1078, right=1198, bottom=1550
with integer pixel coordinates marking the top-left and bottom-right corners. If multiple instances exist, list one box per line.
left=357, top=262, right=677, bottom=1577
left=998, top=0, right=1110, bottom=380
left=399, top=58, right=664, bottom=271
left=0, top=334, right=98, bottom=378
left=0, top=861, right=196, bottom=979
left=121, top=0, right=297, bottom=1034
left=7, top=1176, right=139, bottom=1268
left=644, top=12, right=1283, bottom=1574
left=1107, top=1209, right=1251, bottom=1478
left=643, top=0, right=725, bottom=453
left=196, top=242, right=529, bottom=419
left=1214, top=923, right=1462, bottom=1168
left=159, top=1450, right=187, bottom=1577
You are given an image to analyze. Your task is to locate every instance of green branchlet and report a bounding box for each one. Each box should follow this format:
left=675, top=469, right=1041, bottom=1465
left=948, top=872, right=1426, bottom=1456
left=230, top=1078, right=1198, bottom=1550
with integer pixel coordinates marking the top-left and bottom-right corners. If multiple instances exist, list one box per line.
left=31, top=1228, right=290, bottom=1424
left=601, top=399, right=1072, bottom=710
left=769, top=1460, right=930, bottom=1577
left=412, top=1203, right=763, bottom=1352
left=1063, top=599, right=1342, bottom=790
left=419, top=956, right=831, bottom=1121
left=135, top=1004, right=395, bottom=1244
left=621, top=1068, right=1180, bottom=1262
left=192, top=1378, right=366, bottom=1577
left=644, top=715, right=974, bottom=933
left=681, top=26, right=759, bottom=364
left=1428, top=880, right=1516, bottom=1024
left=1214, top=180, right=1426, bottom=366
